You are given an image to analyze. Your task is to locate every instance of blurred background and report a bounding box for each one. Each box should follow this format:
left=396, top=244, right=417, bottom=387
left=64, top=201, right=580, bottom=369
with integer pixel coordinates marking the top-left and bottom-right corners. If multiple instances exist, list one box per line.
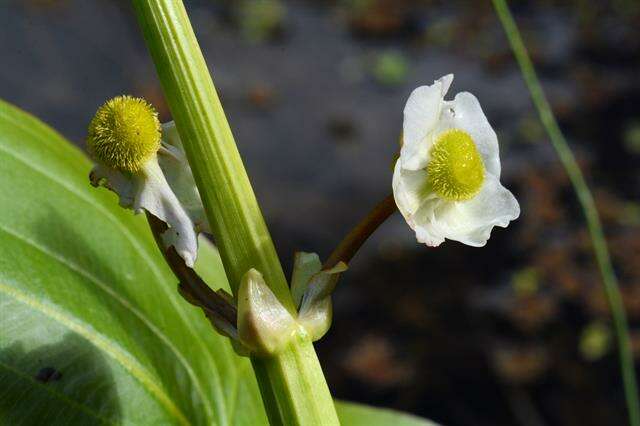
left=2, top=0, right=640, bottom=425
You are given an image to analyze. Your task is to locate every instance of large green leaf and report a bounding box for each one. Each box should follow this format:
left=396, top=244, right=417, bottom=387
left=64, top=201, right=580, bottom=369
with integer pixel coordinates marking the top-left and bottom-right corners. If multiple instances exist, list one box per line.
left=335, top=402, right=437, bottom=426
left=0, top=99, right=435, bottom=426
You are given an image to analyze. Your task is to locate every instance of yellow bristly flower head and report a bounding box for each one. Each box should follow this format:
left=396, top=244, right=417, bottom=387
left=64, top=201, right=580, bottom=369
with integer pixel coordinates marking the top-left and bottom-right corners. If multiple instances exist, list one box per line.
left=87, top=95, right=161, bottom=173
left=427, top=129, right=485, bottom=201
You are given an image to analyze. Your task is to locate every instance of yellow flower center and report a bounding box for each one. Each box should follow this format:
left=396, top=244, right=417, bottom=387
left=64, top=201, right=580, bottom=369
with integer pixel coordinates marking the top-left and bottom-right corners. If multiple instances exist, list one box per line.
left=87, top=95, right=161, bottom=173
left=427, top=129, right=485, bottom=201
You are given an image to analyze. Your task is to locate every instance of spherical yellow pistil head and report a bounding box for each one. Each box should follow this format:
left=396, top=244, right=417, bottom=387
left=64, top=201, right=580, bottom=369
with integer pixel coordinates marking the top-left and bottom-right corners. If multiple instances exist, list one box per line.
left=87, top=95, right=161, bottom=173
left=427, top=129, right=485, bottom=201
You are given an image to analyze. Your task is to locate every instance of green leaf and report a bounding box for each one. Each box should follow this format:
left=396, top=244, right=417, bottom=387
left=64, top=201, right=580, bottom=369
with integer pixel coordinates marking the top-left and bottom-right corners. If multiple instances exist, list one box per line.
left=336, top=402, right=438, bottom=426
left=0, top=99, right=436, bottom=426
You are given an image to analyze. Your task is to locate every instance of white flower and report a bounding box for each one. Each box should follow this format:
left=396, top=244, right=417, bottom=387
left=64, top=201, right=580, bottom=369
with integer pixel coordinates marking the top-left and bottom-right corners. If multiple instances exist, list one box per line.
left=393, top=75, right=520, bottom=247
left=88, top=96, right=208, bottom=266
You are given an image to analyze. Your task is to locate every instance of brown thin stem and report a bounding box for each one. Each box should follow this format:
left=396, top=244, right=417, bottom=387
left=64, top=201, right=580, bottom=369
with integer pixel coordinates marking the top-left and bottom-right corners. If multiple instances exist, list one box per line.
left=145, top=212, right=237, bottom=326
left=324, top=194, right=398, bottom=269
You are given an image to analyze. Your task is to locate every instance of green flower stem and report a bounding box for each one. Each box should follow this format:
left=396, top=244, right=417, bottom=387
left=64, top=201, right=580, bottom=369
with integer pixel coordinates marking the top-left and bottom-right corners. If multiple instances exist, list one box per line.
left=492, top=2, right=640, bottom=425
left=324, top=194, right=397, bottom=269
left=131, top=1, right=338, bottom=424
left=252, top=340, right=338, bottom=425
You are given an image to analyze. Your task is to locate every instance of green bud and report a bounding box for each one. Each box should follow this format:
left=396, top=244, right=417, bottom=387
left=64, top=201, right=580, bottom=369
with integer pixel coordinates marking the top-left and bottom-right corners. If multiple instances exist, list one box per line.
left=298, top=297, right=332, bottom=342
left=237, top=269, right=297, bottom=356
left=298, top=262, right=347, bottom=313
left=290, top=252, right=322, bottom=308
left=297, top=261, right=347, bottom=342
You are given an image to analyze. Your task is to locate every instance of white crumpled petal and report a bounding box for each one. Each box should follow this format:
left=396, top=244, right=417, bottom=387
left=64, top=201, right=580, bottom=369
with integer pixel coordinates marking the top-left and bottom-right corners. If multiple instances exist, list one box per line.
left=90, top=121, right=209, bottom=267
left=434, top=92, right=501, bottom=177
left=159, top=122, right=210, bottom=234
left=401, top=74, right=453, bottom=171
left=392, top=160, right=435, bottom=219
left=410, top=173, right=520, bottom=247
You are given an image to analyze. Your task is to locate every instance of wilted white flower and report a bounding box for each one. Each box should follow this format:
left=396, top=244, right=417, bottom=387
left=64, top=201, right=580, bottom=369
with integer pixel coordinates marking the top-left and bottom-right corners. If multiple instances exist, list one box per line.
left=393, top=75, right=519, bottom=247
left=88, top=96, right=208, bottom=266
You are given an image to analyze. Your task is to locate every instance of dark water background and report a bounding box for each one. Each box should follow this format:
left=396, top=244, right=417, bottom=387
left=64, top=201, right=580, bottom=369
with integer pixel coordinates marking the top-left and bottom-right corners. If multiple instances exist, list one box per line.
left=1, top=1, right=639, bottom=425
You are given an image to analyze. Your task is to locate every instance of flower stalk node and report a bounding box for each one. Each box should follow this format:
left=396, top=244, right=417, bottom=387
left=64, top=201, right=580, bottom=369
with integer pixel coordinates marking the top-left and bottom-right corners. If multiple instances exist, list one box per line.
left=237, top=269, right=298, bottom=356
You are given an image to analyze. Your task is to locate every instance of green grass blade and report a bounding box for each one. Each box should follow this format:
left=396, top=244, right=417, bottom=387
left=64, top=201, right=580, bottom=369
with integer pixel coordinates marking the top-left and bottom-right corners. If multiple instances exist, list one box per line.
left=492, top=2, right=640, bottom=425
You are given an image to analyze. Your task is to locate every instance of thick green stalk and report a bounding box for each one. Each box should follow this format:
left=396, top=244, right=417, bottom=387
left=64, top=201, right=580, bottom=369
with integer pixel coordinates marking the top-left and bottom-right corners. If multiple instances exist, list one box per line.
left=252, top=340, right=338, bottom=425
left=492, top=2, right=640, bottom=425
left=131, top=1, right=339, bottom=424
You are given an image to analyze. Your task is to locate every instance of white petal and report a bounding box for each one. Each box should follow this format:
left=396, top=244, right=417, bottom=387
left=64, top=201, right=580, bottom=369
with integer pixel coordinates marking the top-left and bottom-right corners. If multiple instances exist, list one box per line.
left=412, top=174, right=519, bottom=247
left=438, top=92, right=501, bottom=177
left=137, top=159, right=200, bottom=267
left=160, top=122, right=210, bottom=233
left=90, top=154, right=204, bottom=267
left=392, top=159, right=433, bottom=219
left=162, top=121, right=184, bottom=150
left=401, top=74, right=454, bottom=171
left=438, top=73, right=454, bottom=94
left=409, top=196, right=448, bottom=247
left=90, top=164, right=138, bottom=209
